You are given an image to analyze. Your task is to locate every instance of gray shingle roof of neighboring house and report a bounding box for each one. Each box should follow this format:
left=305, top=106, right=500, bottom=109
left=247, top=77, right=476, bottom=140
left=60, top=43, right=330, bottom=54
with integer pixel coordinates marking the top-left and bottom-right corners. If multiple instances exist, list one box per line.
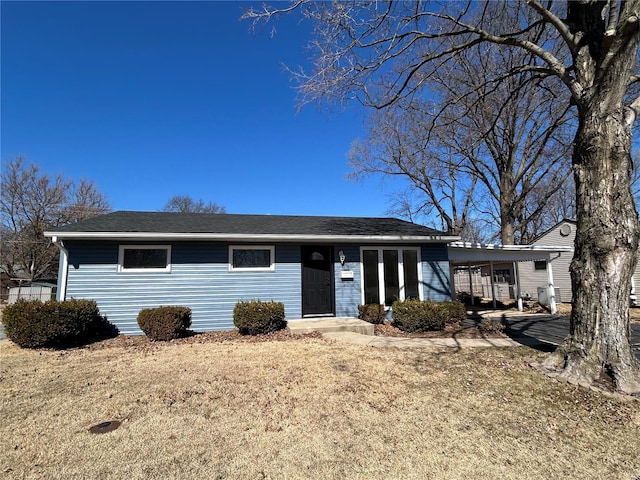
left=45, top=211, right=457, bottom=242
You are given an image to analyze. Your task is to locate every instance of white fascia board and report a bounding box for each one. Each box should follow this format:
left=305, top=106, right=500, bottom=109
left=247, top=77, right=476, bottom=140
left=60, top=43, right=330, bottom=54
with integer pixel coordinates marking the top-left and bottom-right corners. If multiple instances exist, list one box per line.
left=448, top=242, right=573, bottom=263
left=44, top=231, right=461, bottom=243
left=449, top=241, right=573, bottom=252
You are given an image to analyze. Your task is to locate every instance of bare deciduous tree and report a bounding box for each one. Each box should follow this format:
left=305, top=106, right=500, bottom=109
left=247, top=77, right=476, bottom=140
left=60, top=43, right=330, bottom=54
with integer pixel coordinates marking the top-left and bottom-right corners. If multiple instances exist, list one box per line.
left=348, top=103, right=477, bottom=236
left=348, top=22, right=574, bottom=244
left=244, top=1, right=640, bottom=394
left=0, top=157, right=111, bottom=281
left=162, top=195, right=226, bottom=214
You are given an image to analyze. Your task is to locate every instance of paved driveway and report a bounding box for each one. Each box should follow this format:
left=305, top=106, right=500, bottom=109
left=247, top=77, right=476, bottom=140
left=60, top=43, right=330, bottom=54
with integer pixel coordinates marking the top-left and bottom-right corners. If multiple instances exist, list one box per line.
left=494, top=314, right=640, bottom=359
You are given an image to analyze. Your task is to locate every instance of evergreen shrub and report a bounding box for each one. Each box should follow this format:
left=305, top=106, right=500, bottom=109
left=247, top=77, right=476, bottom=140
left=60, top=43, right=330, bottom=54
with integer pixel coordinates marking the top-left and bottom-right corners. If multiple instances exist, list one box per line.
left=137, top=306, right=192, bottom=341
left=233, top=300, right=286, bottom=335
left=357, top=304, right=386, bottom=324
left=392, top=299, right=466, bottom=332
left=2, top=299, right=118, bottom=349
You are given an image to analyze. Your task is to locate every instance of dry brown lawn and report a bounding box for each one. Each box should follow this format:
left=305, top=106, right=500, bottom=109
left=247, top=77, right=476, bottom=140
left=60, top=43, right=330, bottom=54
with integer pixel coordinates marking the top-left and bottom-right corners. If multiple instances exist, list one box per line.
left=1, top=335, right=639, bottom=480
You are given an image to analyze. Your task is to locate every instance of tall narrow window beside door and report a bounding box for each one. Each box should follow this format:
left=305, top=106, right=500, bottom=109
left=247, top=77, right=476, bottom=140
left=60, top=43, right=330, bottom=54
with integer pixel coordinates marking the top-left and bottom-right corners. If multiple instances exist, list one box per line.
left=361, top=247, right=422, bottom=306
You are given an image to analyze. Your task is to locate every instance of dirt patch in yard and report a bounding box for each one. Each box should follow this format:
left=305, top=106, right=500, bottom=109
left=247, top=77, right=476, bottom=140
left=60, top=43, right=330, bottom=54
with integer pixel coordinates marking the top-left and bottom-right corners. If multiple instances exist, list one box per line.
left=83, top=329, right=322, bottom=353
left=81, top=321, right=503, bottom=353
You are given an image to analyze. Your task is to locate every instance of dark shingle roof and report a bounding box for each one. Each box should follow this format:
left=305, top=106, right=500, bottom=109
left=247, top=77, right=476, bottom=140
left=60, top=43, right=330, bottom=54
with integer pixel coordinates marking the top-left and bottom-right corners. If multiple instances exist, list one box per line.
left=46, top=211, right=453, bottom=241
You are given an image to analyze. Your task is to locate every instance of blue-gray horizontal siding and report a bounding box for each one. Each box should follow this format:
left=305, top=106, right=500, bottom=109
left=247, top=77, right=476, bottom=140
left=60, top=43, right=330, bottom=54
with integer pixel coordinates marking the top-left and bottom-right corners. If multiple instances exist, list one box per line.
left=421, top=243, right=453, bottom=301
left=334, top=245, right=362, bottom=317
left=65, top=242, right=301, bottom=335
left=63, top=241, right=453, bottom=335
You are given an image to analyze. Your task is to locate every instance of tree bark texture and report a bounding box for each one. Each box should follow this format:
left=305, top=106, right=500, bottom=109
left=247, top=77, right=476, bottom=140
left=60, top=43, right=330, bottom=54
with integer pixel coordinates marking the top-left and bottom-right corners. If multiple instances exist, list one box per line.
left=559, top=107, right=640, bottom=394
left=545, top=0, right=640, bottom=394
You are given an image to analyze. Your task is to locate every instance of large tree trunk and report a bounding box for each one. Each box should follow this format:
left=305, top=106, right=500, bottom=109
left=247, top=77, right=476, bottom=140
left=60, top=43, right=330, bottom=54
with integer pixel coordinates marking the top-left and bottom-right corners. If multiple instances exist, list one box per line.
left=545, top=104, right=640, bottom=395
left=499, top=180, right=517, bottom=244
left=541, top=0, right=640, bottom=395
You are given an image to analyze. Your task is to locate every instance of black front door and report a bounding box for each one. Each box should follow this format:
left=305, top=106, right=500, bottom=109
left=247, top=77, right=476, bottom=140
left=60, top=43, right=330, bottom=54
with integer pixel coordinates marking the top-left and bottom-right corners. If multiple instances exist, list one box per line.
left=302, top=246, right=334, bottom=316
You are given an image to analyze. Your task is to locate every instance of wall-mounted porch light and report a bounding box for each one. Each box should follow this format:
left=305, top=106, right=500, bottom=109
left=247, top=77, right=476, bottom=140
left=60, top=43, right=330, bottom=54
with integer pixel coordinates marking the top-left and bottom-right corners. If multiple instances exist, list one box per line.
left=339, top=250, right=346, bottom=266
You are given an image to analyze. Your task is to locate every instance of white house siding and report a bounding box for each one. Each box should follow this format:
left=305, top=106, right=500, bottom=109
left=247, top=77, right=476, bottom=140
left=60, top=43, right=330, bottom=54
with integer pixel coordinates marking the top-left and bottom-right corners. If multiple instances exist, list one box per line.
left=518, top=221, right=575, bottom=303
left=518, top=220, right=640, bottom=304
left=64, top=241, right=302, bottom=335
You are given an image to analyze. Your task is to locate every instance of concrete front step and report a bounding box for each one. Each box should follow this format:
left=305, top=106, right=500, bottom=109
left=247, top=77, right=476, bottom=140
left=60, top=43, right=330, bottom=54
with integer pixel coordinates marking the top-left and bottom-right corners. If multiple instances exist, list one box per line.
left=287, top=317, right=374, bottom=336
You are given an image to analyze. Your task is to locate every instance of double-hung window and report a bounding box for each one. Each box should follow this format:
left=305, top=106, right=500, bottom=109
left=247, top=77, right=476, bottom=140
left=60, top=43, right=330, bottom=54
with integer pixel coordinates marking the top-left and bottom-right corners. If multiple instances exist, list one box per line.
left=118, top=245, right=171, bottom=273
left=361, top=247, right=422, bottom=306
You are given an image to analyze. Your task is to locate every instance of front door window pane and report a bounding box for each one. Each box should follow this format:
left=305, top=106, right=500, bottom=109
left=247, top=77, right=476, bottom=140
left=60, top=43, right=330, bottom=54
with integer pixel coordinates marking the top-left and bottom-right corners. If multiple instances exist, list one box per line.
left=383, top=250, right=400, bottom=306
left=403, top=249, right=419, bottom=299
left=363, top=250, right=380, bottom=304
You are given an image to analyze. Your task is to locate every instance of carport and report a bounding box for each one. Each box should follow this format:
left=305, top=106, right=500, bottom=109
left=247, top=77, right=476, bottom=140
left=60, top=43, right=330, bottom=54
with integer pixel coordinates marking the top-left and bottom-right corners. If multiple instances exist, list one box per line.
left=447, top=242, right=573, bottom=314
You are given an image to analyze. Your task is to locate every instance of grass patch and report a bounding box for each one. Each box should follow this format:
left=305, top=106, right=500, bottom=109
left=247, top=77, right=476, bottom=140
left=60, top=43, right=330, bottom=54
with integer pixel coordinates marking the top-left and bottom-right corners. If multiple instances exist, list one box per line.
left=1, top=337, right=639, bottom=479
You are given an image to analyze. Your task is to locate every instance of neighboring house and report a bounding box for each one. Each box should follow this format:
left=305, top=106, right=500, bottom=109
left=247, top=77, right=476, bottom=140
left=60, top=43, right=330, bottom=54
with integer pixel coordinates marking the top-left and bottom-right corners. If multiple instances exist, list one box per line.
left=447, top=242, right=573, bottom=312
left=44, top=211, right=458, bottom=335
left=452, top=219, right=640, bottom=306
left=519, top=219, right=640, bottom=304
left=518, top=220, right=577, bottom=303
left=452, top=222, right=576, bottom=302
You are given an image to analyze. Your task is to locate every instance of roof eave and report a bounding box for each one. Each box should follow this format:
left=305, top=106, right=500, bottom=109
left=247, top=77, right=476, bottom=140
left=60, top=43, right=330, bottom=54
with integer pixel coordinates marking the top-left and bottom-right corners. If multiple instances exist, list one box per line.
left=447, top=241, right=574, bottom=263
left=44, top=231, right=460, bottom=243
left=448, top=241, right=573, bottom=251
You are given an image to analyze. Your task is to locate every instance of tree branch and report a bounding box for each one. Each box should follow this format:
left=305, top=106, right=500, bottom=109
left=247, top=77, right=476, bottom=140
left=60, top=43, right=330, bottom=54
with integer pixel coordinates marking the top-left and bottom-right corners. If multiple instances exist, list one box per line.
left=526, top=0, right=577, bottom=53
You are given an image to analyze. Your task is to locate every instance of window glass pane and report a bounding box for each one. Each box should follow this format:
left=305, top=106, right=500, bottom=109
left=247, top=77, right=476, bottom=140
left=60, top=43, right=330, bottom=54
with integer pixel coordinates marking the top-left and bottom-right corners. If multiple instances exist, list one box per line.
left=403, top=250, right=419, bottom=299
left=123, top=248, right=168, bottom=269
left=363, top=250, right=380, bottom=304
left=534, top=261, right=547, bottom=271
left=233, top=249, right=271, bottom=268
left=310, top=252, right=325, bottom=262
left=493, top=269, right=512, bottom=283
left=383, top=250, right=400, bottom=306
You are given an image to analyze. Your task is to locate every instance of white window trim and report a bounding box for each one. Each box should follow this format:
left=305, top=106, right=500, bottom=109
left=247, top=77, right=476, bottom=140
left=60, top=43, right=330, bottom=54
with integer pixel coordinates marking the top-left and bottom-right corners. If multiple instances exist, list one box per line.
left=118, top=245, right=171, bottom=273
left=359, top=246, right=423, bottom=307
left=229, top=245, right=275, bottom=272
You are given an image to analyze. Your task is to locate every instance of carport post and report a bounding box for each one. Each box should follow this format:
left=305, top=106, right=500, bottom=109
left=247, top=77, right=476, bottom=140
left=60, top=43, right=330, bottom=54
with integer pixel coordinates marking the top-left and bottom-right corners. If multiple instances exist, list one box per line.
left=514, top=261, right=523, bottom=312
left=468, top=263, right=475, bottom=306
left=449, top=263, right=456, bottom=300
left=489, top=261, right=496, bottom=309
left=547, top=261, right=557, bottom=315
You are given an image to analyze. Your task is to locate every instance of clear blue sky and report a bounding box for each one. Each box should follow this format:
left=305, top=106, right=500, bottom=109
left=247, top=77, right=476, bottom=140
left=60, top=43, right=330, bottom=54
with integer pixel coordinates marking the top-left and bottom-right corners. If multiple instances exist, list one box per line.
left=1, top=1, right=398, bottom=217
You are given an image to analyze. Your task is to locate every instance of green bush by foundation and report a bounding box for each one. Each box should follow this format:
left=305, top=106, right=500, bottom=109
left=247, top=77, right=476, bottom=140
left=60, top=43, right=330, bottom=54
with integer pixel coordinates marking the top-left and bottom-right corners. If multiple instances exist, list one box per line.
left=357, top=304, right=386, bottom=324
left=137, top=306, right=192, bottom=341
left=233, top=300, right=286, bottom=335
left=392, top=299, right=466, bottom=332
left=441, top=301, right=467, bottom=324
left=2, top=299, right=118, bottom=349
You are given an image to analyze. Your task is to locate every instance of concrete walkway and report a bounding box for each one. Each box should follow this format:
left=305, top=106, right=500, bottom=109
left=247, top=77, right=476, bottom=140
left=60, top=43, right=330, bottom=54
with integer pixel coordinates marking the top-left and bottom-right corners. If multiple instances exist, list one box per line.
left=287, top=317, right=374, bottom=335
left=301, top=312, right=640, bottom=355
left=289, top=316, right=526, bottom=349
